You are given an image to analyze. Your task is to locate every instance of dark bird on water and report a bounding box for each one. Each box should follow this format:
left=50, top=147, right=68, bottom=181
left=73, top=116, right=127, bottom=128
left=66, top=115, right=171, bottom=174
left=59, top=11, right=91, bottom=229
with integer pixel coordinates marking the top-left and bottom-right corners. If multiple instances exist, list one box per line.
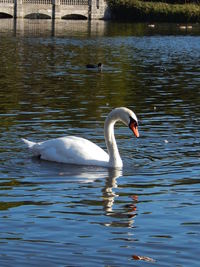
left=86, top=63, right=103, bottom=71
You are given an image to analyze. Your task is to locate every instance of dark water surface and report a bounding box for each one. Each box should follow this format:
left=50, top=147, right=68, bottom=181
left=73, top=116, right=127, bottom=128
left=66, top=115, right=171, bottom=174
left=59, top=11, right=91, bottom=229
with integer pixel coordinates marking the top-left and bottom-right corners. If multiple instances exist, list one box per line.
left=0, top=19, right=200, bottom=266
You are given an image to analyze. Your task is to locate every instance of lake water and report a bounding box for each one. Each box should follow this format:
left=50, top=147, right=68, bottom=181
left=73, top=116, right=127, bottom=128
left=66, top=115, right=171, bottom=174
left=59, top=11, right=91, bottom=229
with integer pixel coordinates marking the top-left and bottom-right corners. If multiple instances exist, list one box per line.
left=0, top=19, right=200, bottom=266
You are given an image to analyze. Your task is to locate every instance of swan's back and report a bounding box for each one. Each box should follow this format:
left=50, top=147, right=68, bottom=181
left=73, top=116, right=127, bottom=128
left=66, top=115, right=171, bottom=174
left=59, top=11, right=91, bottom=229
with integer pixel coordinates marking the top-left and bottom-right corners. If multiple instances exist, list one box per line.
left=23, top=136, right=109, bottom=167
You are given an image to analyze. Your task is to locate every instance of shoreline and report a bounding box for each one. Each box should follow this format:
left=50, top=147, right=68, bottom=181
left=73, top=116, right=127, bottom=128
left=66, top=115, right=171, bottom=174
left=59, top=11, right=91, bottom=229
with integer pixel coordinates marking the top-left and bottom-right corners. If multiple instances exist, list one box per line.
left=107, top=0, right=200, bottom=23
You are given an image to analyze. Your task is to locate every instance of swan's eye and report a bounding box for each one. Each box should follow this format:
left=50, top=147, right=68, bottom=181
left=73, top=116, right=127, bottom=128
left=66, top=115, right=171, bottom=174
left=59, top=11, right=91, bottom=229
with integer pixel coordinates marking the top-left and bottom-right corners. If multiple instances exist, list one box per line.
left=129, top=117, right=138, bottom=129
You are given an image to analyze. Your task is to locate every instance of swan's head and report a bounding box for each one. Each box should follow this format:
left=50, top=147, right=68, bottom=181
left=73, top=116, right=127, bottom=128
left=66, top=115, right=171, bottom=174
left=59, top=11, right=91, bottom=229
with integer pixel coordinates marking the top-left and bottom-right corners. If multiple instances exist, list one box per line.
left=110, top=107, right=139, bottom=138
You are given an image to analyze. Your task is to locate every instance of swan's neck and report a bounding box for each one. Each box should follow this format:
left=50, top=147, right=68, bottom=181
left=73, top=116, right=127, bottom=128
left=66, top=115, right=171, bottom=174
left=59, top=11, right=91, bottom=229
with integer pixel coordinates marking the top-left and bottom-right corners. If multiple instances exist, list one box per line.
left=104, top=115, right=123, bottom=168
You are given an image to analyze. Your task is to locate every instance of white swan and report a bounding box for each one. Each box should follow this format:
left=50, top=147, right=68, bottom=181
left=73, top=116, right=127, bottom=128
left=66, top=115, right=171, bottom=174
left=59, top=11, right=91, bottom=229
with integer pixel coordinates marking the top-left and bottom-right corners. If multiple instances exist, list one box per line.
left=22, top=107, right=139, bottom=168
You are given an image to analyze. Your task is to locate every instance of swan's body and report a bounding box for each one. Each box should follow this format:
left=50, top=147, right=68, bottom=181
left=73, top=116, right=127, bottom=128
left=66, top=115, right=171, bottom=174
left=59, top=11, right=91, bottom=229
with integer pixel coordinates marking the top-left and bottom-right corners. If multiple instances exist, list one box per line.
left=22, top=107, right=139, bottom=168
left=22, top=136, right=109, bottom=167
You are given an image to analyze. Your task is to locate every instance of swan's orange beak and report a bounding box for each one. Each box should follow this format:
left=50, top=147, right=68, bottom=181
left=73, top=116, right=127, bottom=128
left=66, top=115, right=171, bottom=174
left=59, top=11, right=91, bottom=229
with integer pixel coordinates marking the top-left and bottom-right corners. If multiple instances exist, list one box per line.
left=129, top=122, right=139, bottom=138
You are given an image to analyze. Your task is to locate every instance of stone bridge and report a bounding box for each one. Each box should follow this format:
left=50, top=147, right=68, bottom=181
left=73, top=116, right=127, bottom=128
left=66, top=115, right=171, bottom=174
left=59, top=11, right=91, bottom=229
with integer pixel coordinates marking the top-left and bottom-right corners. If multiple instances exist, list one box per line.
left=0, top=0, right=109, bottom=20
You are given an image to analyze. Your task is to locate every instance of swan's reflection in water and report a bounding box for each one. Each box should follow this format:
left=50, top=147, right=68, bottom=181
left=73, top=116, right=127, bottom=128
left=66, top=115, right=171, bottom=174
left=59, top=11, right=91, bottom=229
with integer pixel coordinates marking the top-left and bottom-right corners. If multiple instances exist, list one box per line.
left=102, top=168, right=120, bottom=214
left=30, top=158, right=137, bottom=228
left=102, top=169, right=138, bottom=228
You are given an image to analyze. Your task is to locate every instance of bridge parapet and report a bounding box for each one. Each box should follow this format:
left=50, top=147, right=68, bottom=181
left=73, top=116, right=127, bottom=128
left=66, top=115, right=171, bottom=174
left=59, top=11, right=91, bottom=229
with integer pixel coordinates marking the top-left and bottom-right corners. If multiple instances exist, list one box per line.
left=20, top=0, right=88, bottom=4
left=22, top=0, right=51, bottom=4
left=60, top=0, right=88, bottom=4
left=0, top=0, right=13, bottom=3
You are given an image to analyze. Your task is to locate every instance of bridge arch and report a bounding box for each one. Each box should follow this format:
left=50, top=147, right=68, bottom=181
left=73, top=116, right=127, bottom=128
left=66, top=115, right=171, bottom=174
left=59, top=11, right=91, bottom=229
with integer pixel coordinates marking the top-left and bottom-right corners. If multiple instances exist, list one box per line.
left=62, top=14, right=87, bottom=20
left=24, top=13, right=51, bottom=19
left=0, top=12, right=13, bottom=18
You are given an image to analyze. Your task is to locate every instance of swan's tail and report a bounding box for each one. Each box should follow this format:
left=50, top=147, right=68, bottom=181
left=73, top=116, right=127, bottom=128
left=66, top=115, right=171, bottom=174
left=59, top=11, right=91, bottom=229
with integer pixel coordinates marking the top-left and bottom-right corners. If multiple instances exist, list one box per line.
left=21, top=138, right=36, bottom=148
left=22, top=138, right=41, bottom=157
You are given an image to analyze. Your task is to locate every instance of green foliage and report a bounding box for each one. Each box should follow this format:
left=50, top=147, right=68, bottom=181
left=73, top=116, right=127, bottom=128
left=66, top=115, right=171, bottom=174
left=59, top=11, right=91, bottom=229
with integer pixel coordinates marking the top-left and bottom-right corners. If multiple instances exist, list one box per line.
left=107, top=0, right=200, bottom=22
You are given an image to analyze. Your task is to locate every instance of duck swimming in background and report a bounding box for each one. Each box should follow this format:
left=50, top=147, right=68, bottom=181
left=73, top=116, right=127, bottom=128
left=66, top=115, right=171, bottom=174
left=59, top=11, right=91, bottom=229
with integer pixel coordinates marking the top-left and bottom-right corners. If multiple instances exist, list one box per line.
left=86, top=63, right=103, bottom=71
left=22, top=107, right=139, bottom=168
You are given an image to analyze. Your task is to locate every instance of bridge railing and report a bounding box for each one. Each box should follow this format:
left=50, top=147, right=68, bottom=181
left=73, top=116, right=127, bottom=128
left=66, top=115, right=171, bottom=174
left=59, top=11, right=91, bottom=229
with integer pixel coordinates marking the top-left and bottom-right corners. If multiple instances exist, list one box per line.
left=20, top=0, right=89, bottom=4
left=0, top=0, right=14, bottom=3
left=60, top=0, right=88, bottom=5
left=0, top=0, right=89, bottom=4
left=22, top=0, right=52, bottom=4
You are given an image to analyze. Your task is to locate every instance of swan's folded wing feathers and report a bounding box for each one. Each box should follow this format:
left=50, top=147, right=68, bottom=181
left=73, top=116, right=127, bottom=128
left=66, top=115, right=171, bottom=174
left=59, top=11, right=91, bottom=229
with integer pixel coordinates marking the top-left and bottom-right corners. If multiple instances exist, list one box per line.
left=37, top=136, right=109, bottom=166
left=60, top=136, right=109, bottom=164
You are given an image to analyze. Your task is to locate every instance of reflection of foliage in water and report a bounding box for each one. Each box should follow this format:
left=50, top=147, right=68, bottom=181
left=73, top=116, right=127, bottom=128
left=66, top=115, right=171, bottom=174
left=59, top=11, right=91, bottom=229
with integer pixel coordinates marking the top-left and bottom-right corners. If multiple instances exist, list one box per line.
left=0, top=20, right=200, bottom=134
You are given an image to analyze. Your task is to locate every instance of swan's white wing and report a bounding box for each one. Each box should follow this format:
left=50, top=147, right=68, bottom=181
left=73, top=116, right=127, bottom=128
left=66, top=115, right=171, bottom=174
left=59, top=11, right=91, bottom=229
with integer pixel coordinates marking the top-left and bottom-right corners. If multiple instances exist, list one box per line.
left=25, top=136, right=109, bottom=167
